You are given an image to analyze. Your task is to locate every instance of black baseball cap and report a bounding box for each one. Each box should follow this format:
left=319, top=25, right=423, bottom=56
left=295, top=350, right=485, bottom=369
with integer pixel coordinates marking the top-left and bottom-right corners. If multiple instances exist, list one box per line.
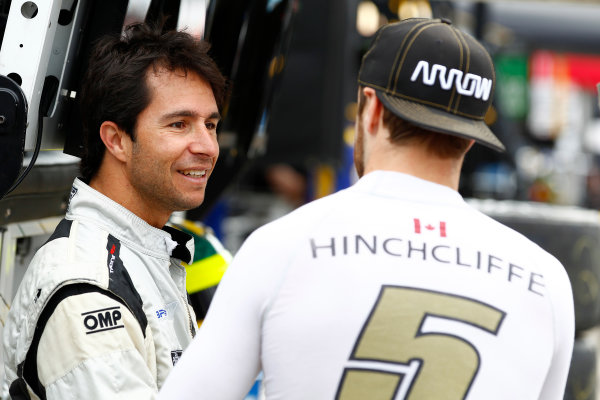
left=358, top=18, right=504, bottom=152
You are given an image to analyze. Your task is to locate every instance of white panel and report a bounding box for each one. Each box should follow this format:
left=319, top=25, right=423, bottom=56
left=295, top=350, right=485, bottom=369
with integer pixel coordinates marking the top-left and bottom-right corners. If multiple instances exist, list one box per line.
left=0, top=224, right=20, bottom=303
left=0, top=0, right=63, bottom=150
left=177, top=0, right=208, bottom=38
left=122, top=0, right=152, bottom=31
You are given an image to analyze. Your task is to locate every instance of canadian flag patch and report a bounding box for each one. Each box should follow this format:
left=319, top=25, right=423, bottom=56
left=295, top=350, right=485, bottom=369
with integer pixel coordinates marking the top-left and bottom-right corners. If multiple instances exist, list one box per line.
left=414, top=218, right=447, bottom=237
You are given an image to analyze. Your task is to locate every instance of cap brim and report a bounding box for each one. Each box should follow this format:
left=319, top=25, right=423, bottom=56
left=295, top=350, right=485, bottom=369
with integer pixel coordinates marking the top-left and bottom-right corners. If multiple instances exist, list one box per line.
left=377, top=92, right=505, bottom=152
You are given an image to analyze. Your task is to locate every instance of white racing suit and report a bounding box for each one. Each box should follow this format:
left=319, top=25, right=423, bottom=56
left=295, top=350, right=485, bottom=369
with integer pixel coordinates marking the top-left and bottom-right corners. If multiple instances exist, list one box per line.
left=2, top=178, right=197, bottom=399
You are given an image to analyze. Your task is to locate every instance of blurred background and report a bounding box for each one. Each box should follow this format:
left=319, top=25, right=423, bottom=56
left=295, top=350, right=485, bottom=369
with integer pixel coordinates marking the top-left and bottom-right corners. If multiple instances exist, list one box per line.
left=210, top=0, right=600, bottom=252
left=1, top=0, right=600, bottom=399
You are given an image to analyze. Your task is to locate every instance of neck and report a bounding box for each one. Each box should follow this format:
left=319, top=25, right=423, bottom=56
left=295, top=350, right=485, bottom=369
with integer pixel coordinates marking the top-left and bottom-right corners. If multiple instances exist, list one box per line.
left=89, top=160, right=170, bottom=228
left=363, top=142, right=465, bottom=190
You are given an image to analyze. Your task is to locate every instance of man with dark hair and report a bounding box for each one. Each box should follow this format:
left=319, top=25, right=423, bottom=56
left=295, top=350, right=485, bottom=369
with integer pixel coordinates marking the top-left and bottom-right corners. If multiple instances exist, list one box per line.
left=2, top=23, right=227, bottom=399
left=160, top=19, right=574, bottom=399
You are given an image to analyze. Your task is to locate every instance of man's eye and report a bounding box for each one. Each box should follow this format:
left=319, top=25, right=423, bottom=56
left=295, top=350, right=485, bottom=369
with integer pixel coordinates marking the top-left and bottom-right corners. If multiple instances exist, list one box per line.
left=170, top=121, right=185, bottom=129
left=206, top=122, right=217, bottom=130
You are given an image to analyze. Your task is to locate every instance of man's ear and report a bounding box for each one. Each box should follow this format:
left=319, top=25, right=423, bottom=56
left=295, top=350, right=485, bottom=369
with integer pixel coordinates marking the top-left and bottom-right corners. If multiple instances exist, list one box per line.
left=361, top=87, right=383, bottom=135
left=99, top=121, right=130, bottom=163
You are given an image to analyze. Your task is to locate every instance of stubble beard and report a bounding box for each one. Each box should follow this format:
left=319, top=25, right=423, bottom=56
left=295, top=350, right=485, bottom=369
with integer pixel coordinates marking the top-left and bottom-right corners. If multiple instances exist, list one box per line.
left=129, top=147, right=206, bottom=215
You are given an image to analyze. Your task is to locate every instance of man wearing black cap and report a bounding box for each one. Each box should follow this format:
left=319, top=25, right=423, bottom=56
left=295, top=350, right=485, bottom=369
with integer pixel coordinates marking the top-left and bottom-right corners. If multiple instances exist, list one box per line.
left=160, top=19, right=575, bottom=400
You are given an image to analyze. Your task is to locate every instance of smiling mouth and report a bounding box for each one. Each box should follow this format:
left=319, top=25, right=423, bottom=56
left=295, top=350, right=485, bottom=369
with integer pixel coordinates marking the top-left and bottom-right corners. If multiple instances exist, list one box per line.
left=179, top=169, right=207, bottom=177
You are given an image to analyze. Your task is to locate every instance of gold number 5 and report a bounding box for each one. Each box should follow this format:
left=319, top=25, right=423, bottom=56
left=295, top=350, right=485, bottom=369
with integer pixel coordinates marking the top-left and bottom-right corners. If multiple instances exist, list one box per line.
left=336, top=286, right=505, bottom=400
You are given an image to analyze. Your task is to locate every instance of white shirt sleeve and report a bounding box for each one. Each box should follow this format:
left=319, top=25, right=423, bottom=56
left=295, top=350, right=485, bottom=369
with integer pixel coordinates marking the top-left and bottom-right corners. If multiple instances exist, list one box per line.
left=538, top=255, right=575, bottom=399
left=159, top=228, right=283, bottom=400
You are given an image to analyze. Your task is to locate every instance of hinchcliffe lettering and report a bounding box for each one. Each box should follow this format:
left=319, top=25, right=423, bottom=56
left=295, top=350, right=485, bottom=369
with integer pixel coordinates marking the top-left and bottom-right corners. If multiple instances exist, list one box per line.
left=309, top=235, right=545, bottom=296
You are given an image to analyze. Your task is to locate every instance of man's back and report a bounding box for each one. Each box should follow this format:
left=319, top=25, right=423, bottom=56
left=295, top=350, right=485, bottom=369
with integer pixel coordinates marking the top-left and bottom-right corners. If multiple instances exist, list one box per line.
left=162, top=171, right=574, bottom=399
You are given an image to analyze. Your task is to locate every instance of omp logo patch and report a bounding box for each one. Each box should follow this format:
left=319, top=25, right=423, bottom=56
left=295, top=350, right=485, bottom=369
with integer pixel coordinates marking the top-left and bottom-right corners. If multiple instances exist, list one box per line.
left=410, top=60, right=493, bottom=101
left=156, top=309, right=167, bottom=319
left=81, top=306, right=124, bottom=334
left=171, top=350, right=183, bottom=365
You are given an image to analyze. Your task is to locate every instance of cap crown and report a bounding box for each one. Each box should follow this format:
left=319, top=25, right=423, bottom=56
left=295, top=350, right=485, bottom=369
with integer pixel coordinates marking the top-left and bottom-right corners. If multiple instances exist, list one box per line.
left=359, top=18, right=495, bottom=121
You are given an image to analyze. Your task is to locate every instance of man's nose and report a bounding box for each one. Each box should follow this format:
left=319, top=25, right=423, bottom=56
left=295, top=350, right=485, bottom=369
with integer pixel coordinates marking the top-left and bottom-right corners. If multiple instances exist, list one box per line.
left=189, top=126, right=219, bottom=156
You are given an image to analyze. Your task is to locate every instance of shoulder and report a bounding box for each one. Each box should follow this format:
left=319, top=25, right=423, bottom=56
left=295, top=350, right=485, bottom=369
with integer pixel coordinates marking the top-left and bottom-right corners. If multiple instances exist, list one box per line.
left=5, top=219, right=148, bottom=362
left=246, top=189, right=352, bottom=244
left=224, top=191, right=352, bottom=283
left=38, top=284, right=147, bottom=338
left=465, top=201, right=572, bottom=293
left=32, top=218, right=148, bottom=330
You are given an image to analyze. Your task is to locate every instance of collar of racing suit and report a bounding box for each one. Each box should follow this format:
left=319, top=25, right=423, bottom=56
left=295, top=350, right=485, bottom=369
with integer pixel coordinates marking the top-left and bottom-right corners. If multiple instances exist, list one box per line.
left=67, top=178, right=194, bottom=264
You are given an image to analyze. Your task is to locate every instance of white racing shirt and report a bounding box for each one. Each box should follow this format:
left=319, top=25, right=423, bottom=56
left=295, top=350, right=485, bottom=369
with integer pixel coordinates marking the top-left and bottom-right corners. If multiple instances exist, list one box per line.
left=160, top=170, right=575, bottom=400
left=2, top=178, right=197, bottom=399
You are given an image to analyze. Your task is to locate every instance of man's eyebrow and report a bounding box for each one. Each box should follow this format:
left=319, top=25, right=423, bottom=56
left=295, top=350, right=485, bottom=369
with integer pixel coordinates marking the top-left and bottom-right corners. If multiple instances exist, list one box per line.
left=159, top=110, right=221, bottom=123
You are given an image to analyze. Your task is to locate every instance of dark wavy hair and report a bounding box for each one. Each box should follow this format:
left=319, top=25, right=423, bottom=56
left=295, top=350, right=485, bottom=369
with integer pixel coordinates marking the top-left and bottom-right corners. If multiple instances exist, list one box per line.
left=79, top=22, right=228, bottom=182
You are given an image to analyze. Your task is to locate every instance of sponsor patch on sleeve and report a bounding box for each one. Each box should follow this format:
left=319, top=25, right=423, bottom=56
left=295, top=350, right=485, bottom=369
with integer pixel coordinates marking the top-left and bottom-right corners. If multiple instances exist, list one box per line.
left=81, top=306, right=124, bottom=334
left=36, top=291, right=147, bottom=387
